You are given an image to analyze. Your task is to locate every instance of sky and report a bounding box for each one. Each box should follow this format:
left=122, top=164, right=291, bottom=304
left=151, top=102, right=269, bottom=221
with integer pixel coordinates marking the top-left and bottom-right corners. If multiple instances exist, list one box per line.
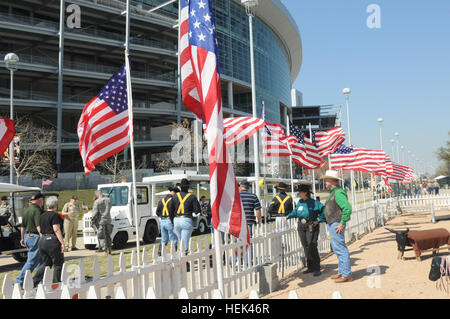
left=281, top=0, right=450, bottom=175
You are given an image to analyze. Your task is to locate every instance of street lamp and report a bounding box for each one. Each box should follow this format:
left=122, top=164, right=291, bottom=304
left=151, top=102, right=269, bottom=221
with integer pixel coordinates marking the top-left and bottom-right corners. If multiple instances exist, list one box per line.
left=4, top=53, right=19, bottom=184
left=400, top=145, right=405, bottom=165
left=394, top=132, right=400, bottom=164
left=377, top=117, right=383, bottom=151
left=342, top=88, right=356, bottom=208
left=407, top=150, right=411, bottom=167
left=242, top=0, right=260, bottom=200
left=390, top=139, right=396, bottom=162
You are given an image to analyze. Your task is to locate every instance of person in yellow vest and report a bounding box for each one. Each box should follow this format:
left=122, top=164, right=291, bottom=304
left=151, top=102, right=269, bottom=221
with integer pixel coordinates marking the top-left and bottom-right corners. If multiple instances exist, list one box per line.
left=171, top=178, right=201, bottom=254
left=268, top=182, right=293, bottom=231
left=156, top=186, right=179, bottom=253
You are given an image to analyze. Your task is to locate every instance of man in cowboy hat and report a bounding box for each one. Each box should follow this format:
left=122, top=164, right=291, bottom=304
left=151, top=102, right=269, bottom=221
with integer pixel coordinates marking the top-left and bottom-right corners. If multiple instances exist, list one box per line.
left=321, top=170, right=353, bottom=283
left=156, top=185, right=179, bottom=254
left=62, top=195, right=85, bottom=251
left=287, top=183, right=325, bottom=276
left=268, top=182, right=293, bottom=231
left=171, top=178, right=201, bottom=254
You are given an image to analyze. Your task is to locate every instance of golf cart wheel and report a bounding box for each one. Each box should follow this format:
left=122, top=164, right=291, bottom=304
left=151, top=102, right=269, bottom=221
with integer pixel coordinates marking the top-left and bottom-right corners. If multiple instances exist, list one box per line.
left=198, top=220, right=208, bottom=234
left=12, top=252, right=27, bottom=263
left=143, top=221, right=158, bottom=244
left=113, top=231, right=128, bottom=250
left=84, top=244, right=97, bottom=250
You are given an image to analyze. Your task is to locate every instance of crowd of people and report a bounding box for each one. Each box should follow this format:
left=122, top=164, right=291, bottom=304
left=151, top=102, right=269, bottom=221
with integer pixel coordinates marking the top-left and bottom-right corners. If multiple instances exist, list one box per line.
left=9, top=168, right=365, bottom=289
left=12, top=190, right=112, bottom=289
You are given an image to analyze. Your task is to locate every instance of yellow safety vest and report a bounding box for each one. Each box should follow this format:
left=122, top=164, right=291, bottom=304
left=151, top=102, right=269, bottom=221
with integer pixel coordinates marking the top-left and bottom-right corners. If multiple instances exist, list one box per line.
left=176, top=193, right=192, bottom=215
left=275, top=195, right=291, bottom=214
left=161, top=197, right=172, bottom=217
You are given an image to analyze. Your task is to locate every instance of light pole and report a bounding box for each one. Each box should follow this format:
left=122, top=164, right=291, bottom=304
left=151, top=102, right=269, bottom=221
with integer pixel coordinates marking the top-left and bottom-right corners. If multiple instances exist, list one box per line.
left=242, top=0, right=260, bottom=200
left=400, top=145, right=405, bottom=165
left=377, top=117, right=383, bottom=151
left=343, top=88, right=356, bottom=208
left=391, top=139, right=396, bottom=162
left=394, top=132, right=400, bottom=164
left=407, top=150, right=411, bottom=167
left=4, top=53, right=19, bottom=184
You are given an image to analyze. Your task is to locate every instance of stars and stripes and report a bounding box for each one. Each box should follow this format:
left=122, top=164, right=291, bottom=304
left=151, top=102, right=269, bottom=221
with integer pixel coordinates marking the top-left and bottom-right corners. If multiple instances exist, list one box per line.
left=180, top=0, right=249, bottom=245
left=0, top=118, right=15, bottom=159
left=311, top=127, right=346, bottom=157
left=77, top=65, right=130, bottom=175
left=287, top=122, right=324, bottom=169
left=223, top=117, right=265, bottom=146
left=262, top=122, right=292, bottom=157
left=42, top=179, right=53, bottom=187
left=388, top=163, right=414, bottom=183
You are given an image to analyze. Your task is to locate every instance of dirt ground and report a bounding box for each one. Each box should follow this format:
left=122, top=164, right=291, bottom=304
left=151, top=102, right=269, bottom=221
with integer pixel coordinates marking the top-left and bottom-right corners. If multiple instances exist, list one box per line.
left=263, top=208, right=450, bottom=299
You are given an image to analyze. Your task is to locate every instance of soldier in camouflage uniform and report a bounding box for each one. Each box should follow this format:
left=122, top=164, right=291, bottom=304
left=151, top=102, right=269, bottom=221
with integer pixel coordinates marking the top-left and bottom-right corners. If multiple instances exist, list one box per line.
left=0, top=196, right=13, bottom=228
left=92, top=190, right=113, bottom=256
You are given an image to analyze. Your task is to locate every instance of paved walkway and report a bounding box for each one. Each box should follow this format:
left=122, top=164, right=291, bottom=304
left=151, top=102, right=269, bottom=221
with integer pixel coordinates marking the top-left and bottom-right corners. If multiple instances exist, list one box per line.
left=264, top=208, right=450, bottom=299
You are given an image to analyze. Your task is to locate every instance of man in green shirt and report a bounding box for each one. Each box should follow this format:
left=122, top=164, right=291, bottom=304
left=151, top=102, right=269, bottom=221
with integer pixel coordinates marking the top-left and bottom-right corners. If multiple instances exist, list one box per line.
left=15, top=191, right=44, bottom=287
left=322, top=170, right=353, bottom=283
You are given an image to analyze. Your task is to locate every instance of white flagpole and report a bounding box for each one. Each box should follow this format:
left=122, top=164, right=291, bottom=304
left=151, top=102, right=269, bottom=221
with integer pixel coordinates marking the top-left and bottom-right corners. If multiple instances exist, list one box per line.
left=125, top=0, right=140, bottom=267
left=195, top=117, right=200, bottom=198
left=286, top=114, right=295, bottom=197
left=261, top=101, right=268, bottom=233
left=309, top=123, right=316, bottom=199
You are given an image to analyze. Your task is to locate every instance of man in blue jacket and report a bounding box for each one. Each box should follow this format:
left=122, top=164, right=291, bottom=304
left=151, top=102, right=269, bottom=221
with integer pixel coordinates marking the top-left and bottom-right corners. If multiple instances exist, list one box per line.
left=287, top=184, right=325, bottom=276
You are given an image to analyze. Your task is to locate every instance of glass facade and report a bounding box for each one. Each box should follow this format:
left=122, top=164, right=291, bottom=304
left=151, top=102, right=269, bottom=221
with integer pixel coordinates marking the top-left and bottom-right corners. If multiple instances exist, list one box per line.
left=144, top=0, right=294, bottom=123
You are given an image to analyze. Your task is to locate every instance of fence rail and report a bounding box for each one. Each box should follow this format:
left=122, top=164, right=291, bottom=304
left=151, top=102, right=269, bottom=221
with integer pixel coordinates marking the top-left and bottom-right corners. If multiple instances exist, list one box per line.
left=3, top=193, right=448, bottom=299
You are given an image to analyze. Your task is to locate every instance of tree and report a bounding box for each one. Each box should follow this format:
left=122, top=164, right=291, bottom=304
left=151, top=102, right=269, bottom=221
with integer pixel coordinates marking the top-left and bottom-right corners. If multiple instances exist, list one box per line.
left=1, top=116, right=56, bottom=184
left=97, top=152, right=146, bottom=183
left=435, top=131, right=450, bottom=176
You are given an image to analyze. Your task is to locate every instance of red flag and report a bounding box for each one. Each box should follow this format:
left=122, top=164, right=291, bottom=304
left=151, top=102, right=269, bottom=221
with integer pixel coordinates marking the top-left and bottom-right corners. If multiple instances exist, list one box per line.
left=0, top=118, right=15, bottom=159
left=180, top=0, right=249, bottom=244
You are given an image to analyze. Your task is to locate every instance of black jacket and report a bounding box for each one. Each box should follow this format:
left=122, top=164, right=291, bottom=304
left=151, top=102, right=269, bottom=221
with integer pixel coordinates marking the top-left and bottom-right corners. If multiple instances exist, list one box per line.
left=268, top=192, right=294, bottom=217
left=171, top=191, right=201, bottom=218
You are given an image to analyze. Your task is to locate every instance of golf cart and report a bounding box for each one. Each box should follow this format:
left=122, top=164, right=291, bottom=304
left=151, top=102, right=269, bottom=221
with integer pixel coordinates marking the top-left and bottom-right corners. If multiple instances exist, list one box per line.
left=0, top=183, right=40, bottom=262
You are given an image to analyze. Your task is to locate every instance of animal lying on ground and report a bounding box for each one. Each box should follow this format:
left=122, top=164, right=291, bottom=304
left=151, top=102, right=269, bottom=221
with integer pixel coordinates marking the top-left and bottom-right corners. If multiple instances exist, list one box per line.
left=429, top=256, right=449, bottom=293
left=386, top=227, right=450, bottom=261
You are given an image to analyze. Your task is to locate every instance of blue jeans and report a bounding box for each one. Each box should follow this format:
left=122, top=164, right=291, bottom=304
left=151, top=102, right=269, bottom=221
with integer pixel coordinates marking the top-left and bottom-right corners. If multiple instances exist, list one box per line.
left=15, top=233, right=42, bottom=285
left=173, top=217, right=194, bottom=252
left=327, top=222, right=352, bottom=278
left=160, top=219, right=178, bottom=247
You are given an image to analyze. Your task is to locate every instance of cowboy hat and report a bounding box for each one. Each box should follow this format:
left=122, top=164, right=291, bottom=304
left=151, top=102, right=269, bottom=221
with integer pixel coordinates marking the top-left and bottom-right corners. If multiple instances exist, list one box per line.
left=320, top=170, right=342, bottom=181
left=275, top=182, right=289, bottom=190
left=295, top=184, right=311, bottom=193
left=180, top=178, right=190, bottom=188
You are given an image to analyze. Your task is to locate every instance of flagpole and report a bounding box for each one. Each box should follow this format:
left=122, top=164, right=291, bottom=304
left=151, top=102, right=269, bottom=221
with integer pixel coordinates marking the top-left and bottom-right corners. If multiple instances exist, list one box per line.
left=125, top=0, right=141, bottom=268
left=309, top=123, right=316, bottom=199
left=195, top=117, right=200, bottom=199
left=261, top=101, right=268, bottom=235
left=286, top=114, right=295, bottom=197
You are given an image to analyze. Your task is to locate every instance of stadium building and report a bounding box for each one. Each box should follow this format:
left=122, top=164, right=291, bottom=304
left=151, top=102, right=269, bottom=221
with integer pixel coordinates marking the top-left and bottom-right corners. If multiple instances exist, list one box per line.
left=0, top=0, right=302, bottom=174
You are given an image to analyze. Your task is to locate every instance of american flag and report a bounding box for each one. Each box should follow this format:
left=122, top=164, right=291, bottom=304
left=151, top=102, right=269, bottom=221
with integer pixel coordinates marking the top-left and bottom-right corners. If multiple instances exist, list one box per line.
left=223, top=116, right=265, bottom=146
left=330, top=144, right=390, bottom=175
left=287, top=122, right=324, bottom=169
left=42, top=179, right=53, bottom=187
left=0, top=118, right=15, bottom=159
left=311, top=127, right=346, bottom=157
left=77, top=65, right=130, bottom=175
left=262, top=122, right=292, bottom=157
left=180, top=0, right=249, bottom=244
left=388, top=163, right=414, bottom=183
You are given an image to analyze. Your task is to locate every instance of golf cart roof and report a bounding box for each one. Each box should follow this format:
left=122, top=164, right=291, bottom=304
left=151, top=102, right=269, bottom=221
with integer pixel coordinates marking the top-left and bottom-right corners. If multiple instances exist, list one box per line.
left=142, top=173, right=307, bottom=185
left=0, top=183, right=41, bottom=193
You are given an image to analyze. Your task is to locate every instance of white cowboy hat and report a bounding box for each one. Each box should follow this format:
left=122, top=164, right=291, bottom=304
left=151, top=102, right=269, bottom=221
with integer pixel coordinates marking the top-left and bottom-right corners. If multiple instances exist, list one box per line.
left=320, top=170, right=342, bottom=181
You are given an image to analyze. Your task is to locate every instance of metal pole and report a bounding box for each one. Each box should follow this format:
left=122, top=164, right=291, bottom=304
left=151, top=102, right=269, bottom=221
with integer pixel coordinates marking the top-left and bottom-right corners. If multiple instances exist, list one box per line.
left=176, top=0, right=181, bottom=124
left=9, top=69, right=14, bottom=184
left=287, top=114, right=294, bottom=197
left=195, top=118, right=200, bottom=198
left=309, top=123, right=316, bottom=199
left=248, top=12, right=260, bottom=201
left=379, top=124, right=383, bottom=151
left=344, top=94, right=356, bottom=209
left=125, top=0, right=141, bottom=269
left=56, top=0, right=65, bottom=172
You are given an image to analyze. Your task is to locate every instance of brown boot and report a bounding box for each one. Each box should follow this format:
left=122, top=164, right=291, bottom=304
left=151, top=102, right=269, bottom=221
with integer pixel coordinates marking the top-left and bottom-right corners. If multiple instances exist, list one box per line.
left=335, top=276, right=353, bottom=283
left=330, top=274, right=342, bottom=280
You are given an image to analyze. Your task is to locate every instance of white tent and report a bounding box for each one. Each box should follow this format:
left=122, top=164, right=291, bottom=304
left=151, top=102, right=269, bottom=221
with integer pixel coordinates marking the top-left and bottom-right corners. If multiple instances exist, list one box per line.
left=0, top=183, right=41, bottom=193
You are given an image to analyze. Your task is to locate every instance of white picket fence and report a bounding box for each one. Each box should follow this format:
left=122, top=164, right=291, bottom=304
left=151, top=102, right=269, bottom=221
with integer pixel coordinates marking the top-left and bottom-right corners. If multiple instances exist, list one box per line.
left=3, top=193, right=447, bottom=299
left=397, top=194, right=450, bottom=212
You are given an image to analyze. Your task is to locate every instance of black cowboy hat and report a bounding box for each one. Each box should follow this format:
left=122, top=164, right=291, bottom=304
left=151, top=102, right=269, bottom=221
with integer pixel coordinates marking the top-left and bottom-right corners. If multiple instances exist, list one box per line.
left=295, top=184, right=311, bottom=193
left=31, top=192, right=43, bottom=200
left=168, top=185, right=180, bottom=193
left=1, top=196, right=7, bottom=201
left=275, top=182, right=289, bottom=190
left=180, top=178, right=190, bottom=188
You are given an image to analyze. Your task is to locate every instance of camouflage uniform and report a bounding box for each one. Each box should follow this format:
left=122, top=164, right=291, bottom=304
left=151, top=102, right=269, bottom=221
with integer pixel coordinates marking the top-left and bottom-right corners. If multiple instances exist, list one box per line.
left=0, top=204, right=13, bottom=229
left=92, top=197, right=113, bottom=252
